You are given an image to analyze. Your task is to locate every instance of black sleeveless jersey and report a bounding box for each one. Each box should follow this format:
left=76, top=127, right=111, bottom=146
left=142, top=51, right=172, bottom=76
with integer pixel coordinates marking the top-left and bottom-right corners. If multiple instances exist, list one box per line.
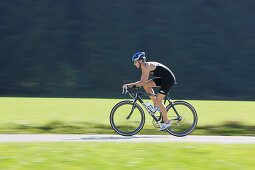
left=150, top=62, right=176, bottom=82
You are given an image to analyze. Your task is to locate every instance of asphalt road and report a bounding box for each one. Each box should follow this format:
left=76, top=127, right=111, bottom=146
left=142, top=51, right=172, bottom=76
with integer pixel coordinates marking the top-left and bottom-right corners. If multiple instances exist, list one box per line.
left=0, top=134, right=255, bottom=144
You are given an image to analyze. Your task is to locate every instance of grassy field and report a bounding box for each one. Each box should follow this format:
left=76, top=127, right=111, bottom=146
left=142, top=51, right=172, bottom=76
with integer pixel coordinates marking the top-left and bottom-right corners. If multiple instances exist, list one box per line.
left=0, top=142, right=254, bottom=169
left=0, top=98, right=254, bottom=169
left=0, top=97, right=254, bottom=135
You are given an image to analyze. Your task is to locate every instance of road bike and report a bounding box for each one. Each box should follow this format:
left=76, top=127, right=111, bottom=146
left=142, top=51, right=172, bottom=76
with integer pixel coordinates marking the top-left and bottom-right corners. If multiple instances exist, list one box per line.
left=110, top=87, right=198, bottom=137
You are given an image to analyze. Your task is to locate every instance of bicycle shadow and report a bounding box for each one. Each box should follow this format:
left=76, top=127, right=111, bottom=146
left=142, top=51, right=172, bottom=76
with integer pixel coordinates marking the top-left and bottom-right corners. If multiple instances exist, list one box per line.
left=65, top=135, right=172, bottom=141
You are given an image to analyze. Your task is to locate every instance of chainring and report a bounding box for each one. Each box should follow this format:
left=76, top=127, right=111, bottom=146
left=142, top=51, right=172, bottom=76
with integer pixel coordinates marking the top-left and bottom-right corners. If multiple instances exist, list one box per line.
left=152, top=116, right=161, bottom=128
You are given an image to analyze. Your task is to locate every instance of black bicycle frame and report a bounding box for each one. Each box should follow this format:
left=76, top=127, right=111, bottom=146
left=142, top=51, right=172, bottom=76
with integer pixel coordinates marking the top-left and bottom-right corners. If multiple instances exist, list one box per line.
left=126, top=89, right=181, bottom=122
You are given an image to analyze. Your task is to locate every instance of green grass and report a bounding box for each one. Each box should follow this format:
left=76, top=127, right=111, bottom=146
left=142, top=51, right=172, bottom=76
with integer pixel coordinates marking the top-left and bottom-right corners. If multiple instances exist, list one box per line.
left=0, top=142, right=254, bottom=169
left=0, top=97, right=254, bottom=135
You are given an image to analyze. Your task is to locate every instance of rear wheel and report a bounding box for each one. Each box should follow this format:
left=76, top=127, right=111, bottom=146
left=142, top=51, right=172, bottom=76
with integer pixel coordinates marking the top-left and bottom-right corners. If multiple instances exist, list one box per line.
left=110, top=101, right=145, bottom=136
left=165, top=101, right=197, bottom=137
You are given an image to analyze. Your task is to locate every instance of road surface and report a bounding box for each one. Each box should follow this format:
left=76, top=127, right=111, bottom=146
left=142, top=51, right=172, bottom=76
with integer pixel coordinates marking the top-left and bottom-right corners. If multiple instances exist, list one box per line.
left=0, top=134, right=255, bottom=144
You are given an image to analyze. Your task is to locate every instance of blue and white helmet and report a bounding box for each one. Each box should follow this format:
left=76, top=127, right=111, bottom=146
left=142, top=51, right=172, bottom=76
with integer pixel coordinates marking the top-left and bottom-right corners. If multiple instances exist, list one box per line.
left=132, top=52, right=146, bottom=61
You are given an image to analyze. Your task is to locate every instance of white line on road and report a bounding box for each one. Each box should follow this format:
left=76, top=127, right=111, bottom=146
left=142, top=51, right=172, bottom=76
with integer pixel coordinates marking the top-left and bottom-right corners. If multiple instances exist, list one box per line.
left=0, top=134, right=255, bottom=144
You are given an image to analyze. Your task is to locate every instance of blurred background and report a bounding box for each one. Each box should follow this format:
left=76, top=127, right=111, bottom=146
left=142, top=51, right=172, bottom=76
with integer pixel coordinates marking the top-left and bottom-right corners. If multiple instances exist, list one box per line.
left=0, top=0, right=255, bottom=100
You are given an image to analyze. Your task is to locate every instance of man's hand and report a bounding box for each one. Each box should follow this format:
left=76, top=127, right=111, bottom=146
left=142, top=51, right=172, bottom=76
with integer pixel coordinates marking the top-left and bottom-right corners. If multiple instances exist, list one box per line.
left=122, top=84, right=136, bottom=94
left=122, top=84, right=128, bottom=89
left=122, top=84, right=134, bottom=89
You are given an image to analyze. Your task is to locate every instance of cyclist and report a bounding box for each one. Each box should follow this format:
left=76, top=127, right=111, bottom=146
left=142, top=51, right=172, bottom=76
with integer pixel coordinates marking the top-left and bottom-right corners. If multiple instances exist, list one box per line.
left=122, top=52, right=176, bottom=131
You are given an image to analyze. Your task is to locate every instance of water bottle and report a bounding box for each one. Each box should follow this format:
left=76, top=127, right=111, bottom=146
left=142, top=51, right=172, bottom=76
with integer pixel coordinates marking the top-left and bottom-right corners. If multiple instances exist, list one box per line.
left=146, top=101, right=155, bottom=114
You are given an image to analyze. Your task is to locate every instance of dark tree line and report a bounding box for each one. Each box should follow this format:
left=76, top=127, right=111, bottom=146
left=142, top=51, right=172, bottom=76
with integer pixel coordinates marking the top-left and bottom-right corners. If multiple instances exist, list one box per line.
left=0, top=0, right=255, bottom=100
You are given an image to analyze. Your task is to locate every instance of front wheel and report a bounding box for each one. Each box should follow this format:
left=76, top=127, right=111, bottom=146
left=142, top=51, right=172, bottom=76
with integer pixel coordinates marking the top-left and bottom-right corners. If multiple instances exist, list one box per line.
left=165, top=101, right=198, bottom=137
left=110, top=101, right=145, bottom=136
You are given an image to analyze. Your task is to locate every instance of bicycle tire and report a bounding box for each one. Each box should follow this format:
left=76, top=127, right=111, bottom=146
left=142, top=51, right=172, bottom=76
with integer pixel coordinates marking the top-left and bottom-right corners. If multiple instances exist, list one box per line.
left=110, top=100, right=145, bottom=136
left=165, top=101, right=198, bottom=137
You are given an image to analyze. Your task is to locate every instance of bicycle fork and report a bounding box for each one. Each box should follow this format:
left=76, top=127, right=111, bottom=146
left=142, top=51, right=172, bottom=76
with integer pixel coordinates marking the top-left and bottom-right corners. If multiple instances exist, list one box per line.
left=126, top=94, right=139, bottom=120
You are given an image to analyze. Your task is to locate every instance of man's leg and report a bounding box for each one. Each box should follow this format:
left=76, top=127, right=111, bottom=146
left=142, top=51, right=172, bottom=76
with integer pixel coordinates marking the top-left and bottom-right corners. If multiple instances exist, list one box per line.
left=155, top=93, right=169, bottom=123
left=143, top=79, right=158, bottom=107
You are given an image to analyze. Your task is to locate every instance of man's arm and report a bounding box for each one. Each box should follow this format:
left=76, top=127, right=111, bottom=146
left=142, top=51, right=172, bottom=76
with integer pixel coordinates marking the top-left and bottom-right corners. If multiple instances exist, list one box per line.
left=125, top=64, right=153, bottom=88
left=122, top=63, right=155, bottom=89
left=129, top=69, right=150, bottom=87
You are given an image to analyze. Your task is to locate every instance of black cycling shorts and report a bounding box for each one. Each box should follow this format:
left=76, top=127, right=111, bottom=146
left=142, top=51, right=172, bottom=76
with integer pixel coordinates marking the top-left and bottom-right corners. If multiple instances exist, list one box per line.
left=152, top=77, right=175, bottom=95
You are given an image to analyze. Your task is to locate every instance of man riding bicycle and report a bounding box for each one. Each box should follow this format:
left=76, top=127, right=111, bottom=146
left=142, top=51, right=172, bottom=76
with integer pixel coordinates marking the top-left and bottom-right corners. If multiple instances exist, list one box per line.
left=122, top=52, right=176, bottom=131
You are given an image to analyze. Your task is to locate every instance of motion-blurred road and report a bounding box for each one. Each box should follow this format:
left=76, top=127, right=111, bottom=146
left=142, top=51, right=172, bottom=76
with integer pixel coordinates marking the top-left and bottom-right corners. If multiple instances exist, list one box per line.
left=0, top=135, right=255, bottom=144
